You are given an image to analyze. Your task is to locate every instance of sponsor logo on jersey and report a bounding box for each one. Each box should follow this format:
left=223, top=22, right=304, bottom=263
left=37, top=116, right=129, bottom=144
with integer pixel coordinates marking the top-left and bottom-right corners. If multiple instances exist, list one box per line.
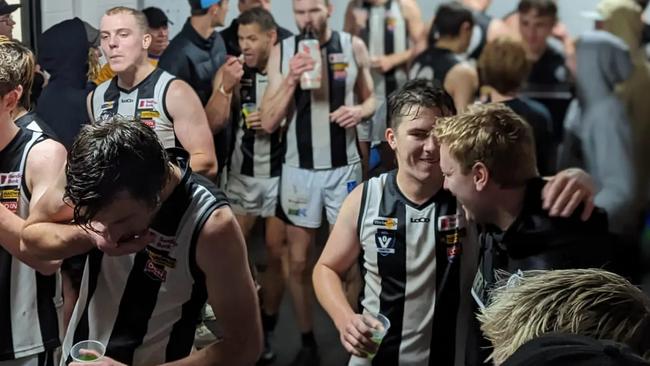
left=385, top=11, right=397, bottom=32
left=329, top=53, right=349, bottom=81
left=1, top=188, right=19, bottom=200
left=144, top=259, right=167, bottom=282
left=100, top=101, right=114, bottom=110
left=410, top=217, right=430, bottom=223
left=372, top=217, right=398, bottom=230
left=142, top=119, right=156, bottom=129
left=287, top=208, right=307, bottom=217
left=138, top=98, right=156, bottom=109
left=374, top=229, right=396, bottom=256
left=2, top=201, right=17, bottom=213
left=121, top=98, right=134, bottom=103
left=437, top=214, right=464, bottom=231
left=0, top=172, right=21, bottom=186
left=149, top=230, right=178, bottom=250
left=139, top=110, right=160, bottom=119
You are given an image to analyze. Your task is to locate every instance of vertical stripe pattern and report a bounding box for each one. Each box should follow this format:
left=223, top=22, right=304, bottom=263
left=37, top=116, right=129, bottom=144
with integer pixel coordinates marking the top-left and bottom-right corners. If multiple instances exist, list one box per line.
left=281, top=31, right=360, bottom=170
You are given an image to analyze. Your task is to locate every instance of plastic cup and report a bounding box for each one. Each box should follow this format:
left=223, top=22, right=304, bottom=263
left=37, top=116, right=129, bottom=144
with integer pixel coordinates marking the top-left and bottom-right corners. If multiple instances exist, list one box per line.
left=241, top=103, right=257, bottom=129
left=364, top=313, right=390, bottom=359
left=70, top=340, right=106, bottom=363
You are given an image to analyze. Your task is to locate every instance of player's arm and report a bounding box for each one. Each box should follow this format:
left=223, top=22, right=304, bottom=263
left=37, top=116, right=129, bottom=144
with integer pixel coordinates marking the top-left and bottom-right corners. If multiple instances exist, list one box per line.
left=163, top=207, right=262, bottom=365
left=444, top=63, right=478, bottom=113
left=402, top=0, right=427, bottom=59
left=313, top=184, right=377, bottom=357
left=21, top=168, right=95, bottom=264
left=166, top=79, right=218, bottom=179
left=331, top=37, right=375, bottom=129
left=86, top=91, right=95, bottom=123
left=261, top=43, right=313, bottom=133
left=0, top=139, right=66, bottom=275
left=205, top=57, right=244, bottom=134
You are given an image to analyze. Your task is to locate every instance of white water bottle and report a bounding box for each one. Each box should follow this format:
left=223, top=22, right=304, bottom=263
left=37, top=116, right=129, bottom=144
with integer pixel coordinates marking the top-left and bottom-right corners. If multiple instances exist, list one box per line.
left=298, top=29, right=321, bottom=90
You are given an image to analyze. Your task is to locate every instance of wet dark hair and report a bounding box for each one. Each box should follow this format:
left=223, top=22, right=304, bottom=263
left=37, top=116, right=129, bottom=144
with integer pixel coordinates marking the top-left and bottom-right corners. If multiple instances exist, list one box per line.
left=517, top=0, right=558, bottom=19
left=431, top=2, right=474, bottom=39
left=387, top=79, right=456, bottom=130
left=64, top=115, right=169, bottom=227
left=239, top=7, right=277, bottom=32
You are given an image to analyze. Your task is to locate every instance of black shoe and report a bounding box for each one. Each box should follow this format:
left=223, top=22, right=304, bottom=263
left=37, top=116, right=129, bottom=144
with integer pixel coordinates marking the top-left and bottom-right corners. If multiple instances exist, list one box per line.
left=256, top=342, right=276, bottom=365
left=289, top=346, right=319, bottom=366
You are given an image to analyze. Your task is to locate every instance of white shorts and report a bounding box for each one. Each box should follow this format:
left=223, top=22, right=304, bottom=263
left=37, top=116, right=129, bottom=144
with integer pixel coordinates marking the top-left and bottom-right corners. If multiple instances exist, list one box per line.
left=280, top=163, right=362, bottom=228
left=225, top=172, right=279, bottom=218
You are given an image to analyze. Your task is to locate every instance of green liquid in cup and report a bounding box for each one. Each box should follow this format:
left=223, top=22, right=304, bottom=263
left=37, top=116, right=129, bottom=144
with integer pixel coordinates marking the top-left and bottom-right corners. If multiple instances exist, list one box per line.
left=77, top=354, right=99, bottom=361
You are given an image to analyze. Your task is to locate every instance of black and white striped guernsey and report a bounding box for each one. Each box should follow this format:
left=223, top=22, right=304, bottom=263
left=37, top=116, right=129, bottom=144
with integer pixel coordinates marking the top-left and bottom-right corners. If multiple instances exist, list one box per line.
left=0, top=128, right=61, bottom=361
left=359, top=0, right=408, bottom=99
left=353, top=171, right=465, bottom=366
left=62, top=149, right=228, bottom=366
left=229, top=66, right=285, bottom=178
left=91, top=68, right=178, bottom=148
left=281, top=31, right=360, bottom=170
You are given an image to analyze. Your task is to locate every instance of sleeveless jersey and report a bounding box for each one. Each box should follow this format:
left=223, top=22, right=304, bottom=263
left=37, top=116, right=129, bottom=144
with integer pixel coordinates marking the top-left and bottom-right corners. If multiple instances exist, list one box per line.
left=229, top=67, right=285, bottom=178
left=0, top=129, right=61, bottom=361
left=62, top=150, right=229, bottom=365
left=360, top=0, right=408, bottom=99
left=353, top=171, right=465, bottom=366
left=91, top=68, right=178, bottom=148
left=409, top=47, right=462, bottom=89
left=281, top=31, right=360, bottom=170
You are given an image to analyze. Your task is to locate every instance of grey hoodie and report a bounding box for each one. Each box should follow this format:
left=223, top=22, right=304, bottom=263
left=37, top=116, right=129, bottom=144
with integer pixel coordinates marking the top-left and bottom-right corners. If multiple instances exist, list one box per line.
left=559, top=31, right=638, bottom=236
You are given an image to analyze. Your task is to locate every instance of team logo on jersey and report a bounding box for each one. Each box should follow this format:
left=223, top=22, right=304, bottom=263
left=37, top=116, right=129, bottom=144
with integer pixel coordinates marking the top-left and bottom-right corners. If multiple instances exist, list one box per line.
left=138, top=98, right=156, bottom=109
left=373, top=217, right=398, bottom=230
left=374, top=229, right=396, bottom=256
left=329, top=53, right=349, bottom=81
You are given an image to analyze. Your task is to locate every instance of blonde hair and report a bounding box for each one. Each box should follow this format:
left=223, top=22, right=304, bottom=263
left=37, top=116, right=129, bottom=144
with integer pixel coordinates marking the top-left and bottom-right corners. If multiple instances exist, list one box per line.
left=433, top=103, right=537, bottom=187
left=478, top=36, right=531, bottom=95
left=0, top=36, right=35, bottom=110
left=478, top=269, right=650, bottom=365
left=105, top=6, right=149, bottom=34
left=87, top=48, right=101, bottom=82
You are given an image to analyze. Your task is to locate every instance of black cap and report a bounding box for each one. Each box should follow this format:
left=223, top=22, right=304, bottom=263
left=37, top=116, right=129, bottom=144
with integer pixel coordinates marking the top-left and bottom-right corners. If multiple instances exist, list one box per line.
left=188, top=0, right=222, bottom=12
left=502, top=333, right=650, bottom=366
left=143, top=7, right=173, bottom=28
left=0, top=0, right=20, bottom=16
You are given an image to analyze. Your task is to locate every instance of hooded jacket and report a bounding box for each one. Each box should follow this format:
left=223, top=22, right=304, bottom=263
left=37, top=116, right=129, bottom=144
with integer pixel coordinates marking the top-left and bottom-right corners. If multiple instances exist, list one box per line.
left=35, top=17, right=91, bottom=149
left=559, top=30, right=638, bottom=236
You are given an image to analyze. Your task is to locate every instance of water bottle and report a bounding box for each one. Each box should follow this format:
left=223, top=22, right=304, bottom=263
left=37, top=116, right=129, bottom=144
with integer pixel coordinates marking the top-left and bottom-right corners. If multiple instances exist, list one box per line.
left=298, top=28, right=321, bottom=90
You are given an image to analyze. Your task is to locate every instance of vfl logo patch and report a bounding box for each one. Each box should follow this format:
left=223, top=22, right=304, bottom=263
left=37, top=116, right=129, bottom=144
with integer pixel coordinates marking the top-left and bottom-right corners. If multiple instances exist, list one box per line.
left=372, top=217, right=398, bottom=230
left=374, top=229, right=396, bottom=256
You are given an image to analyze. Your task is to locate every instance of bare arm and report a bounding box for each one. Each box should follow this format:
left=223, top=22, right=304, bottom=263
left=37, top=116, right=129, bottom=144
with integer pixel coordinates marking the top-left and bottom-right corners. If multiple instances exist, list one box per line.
left=402, top=0, right=427, bottom=59
left=166, top=80, right=218, bottom=179
left=261, top=44, right=313, bottom=133
left=0, top=139, right=66, bottom=274
left=204, top=58, right=244, bottom=134
left=444, top=63, right=478, bottom=113
left=163, top=207, right=262, bottom=365
left=21, top=169, right=94, bottom=262
left=314, top=185, right=376, bottom=357
left=86, top=91, right=94, bottom=122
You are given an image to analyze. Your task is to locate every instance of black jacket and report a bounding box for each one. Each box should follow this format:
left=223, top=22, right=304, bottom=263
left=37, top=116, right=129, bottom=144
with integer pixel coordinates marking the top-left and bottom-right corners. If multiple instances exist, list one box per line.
left=219, top=18, right=293, bottom=56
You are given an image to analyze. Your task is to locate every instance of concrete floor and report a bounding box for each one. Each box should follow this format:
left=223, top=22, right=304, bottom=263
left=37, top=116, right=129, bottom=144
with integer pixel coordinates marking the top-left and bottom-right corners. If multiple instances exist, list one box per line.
left=248, top=221, right=350, bottom=366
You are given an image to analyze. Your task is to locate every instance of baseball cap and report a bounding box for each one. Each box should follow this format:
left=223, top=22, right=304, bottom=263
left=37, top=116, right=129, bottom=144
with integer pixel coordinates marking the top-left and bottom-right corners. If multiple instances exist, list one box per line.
left=0, top=0, right=20, bottom=17
left=188, top=0, right=223, bottom=12
left=502, top=333, right=650, bottom=366
left=581, top=0, right=641, bottom=21
left=143, top=7, right=173, bottom=29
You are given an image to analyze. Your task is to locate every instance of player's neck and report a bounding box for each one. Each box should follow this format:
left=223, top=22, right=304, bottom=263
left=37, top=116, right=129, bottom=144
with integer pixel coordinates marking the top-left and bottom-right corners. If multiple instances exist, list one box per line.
left=11, top=106, right=27, bottom=121
left=117, top=60, right=155, bottom=90
left=435, top=38, right=464, bottom=54
left=489, top=186, right=526, bottom=231
left=159, top=164, right=182, bottom=204
left=396, top=170, right=443, bottom=205
left=190, top=15, right=216, bottom=40
left=319, top=27, right=333, bottom=46
left=526, top=43, right=547, bottom=62
left=488, top=89, right=516, bottom=103
left=0, top=114, right=20, bottom=151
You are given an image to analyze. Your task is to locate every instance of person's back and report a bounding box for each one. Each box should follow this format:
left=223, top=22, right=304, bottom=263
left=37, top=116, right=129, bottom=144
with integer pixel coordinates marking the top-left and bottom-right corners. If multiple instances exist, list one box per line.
left=35, top=17, right=91, bottom=149
left=503, top=98, right=553, bottom=175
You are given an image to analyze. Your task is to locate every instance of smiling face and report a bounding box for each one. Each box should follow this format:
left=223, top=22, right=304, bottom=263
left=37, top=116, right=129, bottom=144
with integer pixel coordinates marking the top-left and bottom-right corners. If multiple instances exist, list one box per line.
left=439, top=143, right=486, bottom=221
left=387, top=106, right=443, bottom=184
left=100, top=12, right=151, bottom=73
